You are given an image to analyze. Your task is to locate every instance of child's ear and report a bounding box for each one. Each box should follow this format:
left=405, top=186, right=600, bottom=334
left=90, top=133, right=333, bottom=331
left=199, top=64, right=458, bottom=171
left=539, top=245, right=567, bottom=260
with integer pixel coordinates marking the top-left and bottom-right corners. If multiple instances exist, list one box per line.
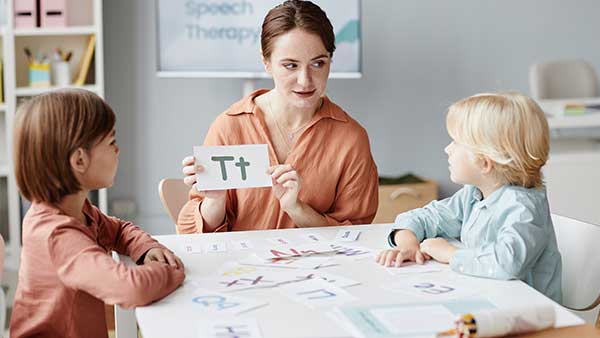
left=69, top=148, right=90, bottom=174
left=478, top=156, right=495, bottom=175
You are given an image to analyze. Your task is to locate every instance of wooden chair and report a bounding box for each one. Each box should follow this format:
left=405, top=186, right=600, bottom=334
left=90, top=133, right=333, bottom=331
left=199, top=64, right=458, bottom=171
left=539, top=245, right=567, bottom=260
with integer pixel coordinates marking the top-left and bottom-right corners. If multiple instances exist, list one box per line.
left=158, top=178, right=190, bottom=225
left=552, top=213, right=600, bottom=327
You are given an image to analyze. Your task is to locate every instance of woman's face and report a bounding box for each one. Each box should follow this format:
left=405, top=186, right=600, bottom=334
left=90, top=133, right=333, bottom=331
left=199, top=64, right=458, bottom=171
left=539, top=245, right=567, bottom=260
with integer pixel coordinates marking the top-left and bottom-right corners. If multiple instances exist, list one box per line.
left=263, top=28, right=331, bottom=110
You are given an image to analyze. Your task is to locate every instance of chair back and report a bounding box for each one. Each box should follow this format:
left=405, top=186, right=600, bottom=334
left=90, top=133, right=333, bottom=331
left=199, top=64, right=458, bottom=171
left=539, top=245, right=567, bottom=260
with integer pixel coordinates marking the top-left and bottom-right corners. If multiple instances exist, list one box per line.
left=530, top=59, right=598, bottom=99
left=552, top=213, right=600, bottom=326
left=158, top=178, right=190, bottom=224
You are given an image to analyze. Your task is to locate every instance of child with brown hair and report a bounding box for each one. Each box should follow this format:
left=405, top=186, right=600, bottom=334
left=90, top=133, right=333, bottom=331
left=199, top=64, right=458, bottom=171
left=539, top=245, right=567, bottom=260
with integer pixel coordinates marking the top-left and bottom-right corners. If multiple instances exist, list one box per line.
left=10, top=89, right=185, bottom=338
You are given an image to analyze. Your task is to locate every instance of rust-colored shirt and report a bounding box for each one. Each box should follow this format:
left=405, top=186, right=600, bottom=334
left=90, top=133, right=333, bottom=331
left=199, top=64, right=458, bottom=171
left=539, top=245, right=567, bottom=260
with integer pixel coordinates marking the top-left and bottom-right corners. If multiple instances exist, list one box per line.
left=177, top=89, right=378, bottom=233
left=10, top=200, right=185, bottom=338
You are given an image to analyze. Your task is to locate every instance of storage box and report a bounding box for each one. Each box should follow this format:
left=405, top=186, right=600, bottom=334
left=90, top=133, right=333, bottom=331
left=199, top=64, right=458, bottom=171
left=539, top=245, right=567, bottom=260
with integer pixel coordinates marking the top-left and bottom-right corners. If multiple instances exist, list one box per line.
left=14, top=0, right=37, bottom=28
left=41, top=0, right=67, bottom=27
left=373, top=180, right=438, bottom=224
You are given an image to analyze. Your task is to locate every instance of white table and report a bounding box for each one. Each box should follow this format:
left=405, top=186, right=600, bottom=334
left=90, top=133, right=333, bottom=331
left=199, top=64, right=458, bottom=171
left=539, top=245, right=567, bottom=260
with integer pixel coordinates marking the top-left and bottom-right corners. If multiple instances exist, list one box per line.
left=134, top=224, right=584, bottom=338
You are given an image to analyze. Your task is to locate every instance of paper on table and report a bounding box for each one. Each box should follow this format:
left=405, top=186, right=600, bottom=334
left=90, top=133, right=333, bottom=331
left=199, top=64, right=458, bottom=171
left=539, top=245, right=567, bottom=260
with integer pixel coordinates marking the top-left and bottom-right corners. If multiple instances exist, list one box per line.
left=385, top=260, right=448, bottom=275
left=334, top=229, right=361, bottom=242
left=198, top=318, right=263, bottom=338
left=194, top=144, right=272, bottom=190
left=279, top=279, right=357, bottom=309
left=381, top=275, right=481, bottom=300
left=188, top=288, right=268, bottom=315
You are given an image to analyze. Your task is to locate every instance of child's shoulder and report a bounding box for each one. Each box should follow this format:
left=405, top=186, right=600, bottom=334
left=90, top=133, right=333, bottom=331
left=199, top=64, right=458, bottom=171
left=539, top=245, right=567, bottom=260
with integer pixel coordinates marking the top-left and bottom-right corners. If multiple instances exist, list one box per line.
left=493, top=185, right=550, bottom=219
left=22, top=202, right=86, bottom=240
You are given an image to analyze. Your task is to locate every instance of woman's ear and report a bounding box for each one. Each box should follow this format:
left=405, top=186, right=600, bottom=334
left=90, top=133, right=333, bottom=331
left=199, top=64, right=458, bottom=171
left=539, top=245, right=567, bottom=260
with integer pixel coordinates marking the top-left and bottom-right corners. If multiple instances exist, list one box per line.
left=69, top=148, right=90, bottom=175
left=261, top=49, right=272, bottom=74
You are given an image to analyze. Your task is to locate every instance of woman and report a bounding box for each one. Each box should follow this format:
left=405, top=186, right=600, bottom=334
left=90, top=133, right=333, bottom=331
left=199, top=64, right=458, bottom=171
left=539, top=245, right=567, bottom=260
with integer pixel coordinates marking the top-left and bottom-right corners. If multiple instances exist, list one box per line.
left=177, top=0, right=378, bottom=233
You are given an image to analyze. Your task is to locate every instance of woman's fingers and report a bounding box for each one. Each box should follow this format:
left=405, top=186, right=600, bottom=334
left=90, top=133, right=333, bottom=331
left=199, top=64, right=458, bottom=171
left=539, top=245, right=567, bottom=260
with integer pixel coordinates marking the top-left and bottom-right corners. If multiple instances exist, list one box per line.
left=182, top=156, right=195, bottom=166
left=268, top=164, right=294, bottom=179
left=277, top=171, right=298, bottom=184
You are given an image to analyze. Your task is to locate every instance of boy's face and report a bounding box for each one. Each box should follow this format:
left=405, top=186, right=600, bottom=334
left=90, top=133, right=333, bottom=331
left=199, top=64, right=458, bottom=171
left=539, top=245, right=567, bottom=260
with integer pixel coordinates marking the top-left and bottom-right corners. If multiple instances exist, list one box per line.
left=444, top=139, right=484, bottom=186
left=84, top=129, right=120, bottom=189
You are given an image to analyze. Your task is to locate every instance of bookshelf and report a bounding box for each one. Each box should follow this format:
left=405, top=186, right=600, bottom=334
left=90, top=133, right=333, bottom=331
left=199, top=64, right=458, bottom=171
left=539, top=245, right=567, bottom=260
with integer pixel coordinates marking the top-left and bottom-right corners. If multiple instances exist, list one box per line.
left=0, top=0, right=106, bottom=277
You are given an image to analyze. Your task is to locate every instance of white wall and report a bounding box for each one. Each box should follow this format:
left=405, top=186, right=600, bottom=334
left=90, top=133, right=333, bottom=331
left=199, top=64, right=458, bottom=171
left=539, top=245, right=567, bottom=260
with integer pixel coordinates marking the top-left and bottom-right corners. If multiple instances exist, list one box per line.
left=104, top=0, right=600, bottom=234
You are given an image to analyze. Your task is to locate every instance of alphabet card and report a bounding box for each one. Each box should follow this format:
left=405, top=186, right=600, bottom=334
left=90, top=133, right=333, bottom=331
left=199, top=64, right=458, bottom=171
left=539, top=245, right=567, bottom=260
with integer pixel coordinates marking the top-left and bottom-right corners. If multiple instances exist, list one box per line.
left=381, top=276, right=480, bottom=301
left=334, top=229, right=361, bottom=242
left=278, top=279, right=357, bottom=309
left=199, top=319, right=263, bottom=338
left=189, top=288, right=268, bottom=315
left=193, top=144, right=272, bottom=190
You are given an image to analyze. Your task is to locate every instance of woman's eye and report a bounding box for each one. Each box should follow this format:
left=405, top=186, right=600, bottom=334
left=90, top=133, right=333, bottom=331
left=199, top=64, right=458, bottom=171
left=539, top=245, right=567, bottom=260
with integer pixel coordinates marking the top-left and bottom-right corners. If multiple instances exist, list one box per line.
left=283, top=63, right=297, bottom=70
left=312, top=60, right=325, bottom=67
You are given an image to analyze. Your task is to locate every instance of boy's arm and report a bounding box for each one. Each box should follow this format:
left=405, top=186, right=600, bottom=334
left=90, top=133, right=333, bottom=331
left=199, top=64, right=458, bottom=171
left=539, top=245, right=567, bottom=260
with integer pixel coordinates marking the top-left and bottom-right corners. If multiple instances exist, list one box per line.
left=449, top=204, right=548, bottom=280
left=389, top=186, right=471, bottom=246
left=48, top=223, right=185, bottom=309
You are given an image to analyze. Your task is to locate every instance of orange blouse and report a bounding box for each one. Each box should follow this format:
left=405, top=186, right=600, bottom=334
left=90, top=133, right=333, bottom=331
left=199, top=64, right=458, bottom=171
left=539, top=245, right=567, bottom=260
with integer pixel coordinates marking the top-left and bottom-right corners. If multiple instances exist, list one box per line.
left=10, top=200, right=184, bottom=338
left=177, top=89, right=378, bottom=233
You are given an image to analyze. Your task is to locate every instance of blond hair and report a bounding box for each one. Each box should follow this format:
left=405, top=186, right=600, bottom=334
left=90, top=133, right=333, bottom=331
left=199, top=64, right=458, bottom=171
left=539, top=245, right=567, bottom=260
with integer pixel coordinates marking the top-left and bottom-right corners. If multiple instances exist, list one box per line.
left=446, top=92, right=549, bottom=188
left=14, top=89, right=116, bottom=204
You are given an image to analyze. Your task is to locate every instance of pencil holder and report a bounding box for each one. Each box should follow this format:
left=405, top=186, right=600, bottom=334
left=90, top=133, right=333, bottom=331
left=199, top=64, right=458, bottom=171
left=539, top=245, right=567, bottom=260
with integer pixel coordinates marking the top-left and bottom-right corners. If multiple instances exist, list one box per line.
left=52, top=61, right=70, bottom=86
left=29, top=63, right=51, bottom=88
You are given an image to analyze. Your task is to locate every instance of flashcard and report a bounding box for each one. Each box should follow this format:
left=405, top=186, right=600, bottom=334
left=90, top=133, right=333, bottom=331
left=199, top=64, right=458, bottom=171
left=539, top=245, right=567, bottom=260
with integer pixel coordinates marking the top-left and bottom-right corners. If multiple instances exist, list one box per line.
left=328, top=243, right=375, bottom=260
left=205, top=241, right=227, bottom=253
left=266, top=237, right=293, bottom=246
left=194, top=144, right=272, bottom=191
left=190, top=288, right=267, bottom=315
left=231, top=240, right=254, bottom=250
left=382, top=277, right=479, bottom=300
left=385, top=260, right=448, bottom=275
left=279, top=279, right=357, bottom=308
left=181, top=242, right=203, bottom=254
left=199, top=319, right=263, bottom=338
left=334, top=229, right=361, bottom=242
left=302, top=233, right=324, bottom=242
left=256, top=243, right=336, bottom=260
left=292, top=271, right=361, bottom=288
left=239, top=254, right=336, bottom=270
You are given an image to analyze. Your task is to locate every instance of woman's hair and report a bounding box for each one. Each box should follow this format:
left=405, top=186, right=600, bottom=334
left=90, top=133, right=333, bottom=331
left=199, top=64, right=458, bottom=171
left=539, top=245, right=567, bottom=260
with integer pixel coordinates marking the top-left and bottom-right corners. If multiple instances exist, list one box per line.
left=261, top=0, right=335, bottom=60
left=446, top=92, right=549, bottom=188
left=14, top=89, right=116, bottom=204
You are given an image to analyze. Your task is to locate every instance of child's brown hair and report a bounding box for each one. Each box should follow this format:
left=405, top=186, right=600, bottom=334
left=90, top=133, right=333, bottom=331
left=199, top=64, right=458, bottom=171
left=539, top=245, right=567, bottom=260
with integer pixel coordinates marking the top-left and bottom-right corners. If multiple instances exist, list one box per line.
left=14, top=89, right=116, bottom=204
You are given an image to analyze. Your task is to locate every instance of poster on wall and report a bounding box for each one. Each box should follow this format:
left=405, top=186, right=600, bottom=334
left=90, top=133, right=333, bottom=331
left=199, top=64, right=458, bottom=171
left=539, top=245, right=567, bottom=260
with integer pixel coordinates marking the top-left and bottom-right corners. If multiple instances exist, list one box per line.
left=156, top=0, right=361, bottom=78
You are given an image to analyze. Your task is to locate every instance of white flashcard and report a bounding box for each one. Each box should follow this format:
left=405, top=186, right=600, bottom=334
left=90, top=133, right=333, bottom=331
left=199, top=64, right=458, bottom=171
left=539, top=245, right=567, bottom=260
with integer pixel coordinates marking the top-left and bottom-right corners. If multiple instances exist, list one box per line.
left=266, top=237, right=292, bottom=246
left=205, top=242, right=227, bottom=253
left=256, top=243, right=336, bottom=261
left=231, top=240, right=254, bottom=251
left=279, top=279, right=357, bottom=308
left=334, top=229, right=361, bottom=242
left=239, top=254, right=336, bottom=270
left=181, top=242, right=203, bottom=254
left=189, top=288, right=268, bottom=315
left=294, top=271, right=361, bottom=288
left=302, top=233, right=324, bottom=242
left=385, top=260, right=449, bottom=275
left=193, top=144, right=272, bottom=191
left=328, top=243, right=375, bottom=260
left=382, top=276, right=479, bottom=300
left=199, top=319, right=263, bottom=338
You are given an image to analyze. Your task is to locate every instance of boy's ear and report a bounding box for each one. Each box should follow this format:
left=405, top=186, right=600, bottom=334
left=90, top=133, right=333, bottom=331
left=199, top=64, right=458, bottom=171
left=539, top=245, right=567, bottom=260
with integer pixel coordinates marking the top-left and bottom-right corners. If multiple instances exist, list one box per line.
left=69, top=148, right=90, bottom=174
left=478, top=156, right=495, bottom=175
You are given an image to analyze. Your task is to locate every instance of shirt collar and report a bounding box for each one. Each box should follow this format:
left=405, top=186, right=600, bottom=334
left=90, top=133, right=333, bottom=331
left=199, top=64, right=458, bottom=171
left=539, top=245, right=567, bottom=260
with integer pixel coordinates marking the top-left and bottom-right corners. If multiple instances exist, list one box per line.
left=471, top=185, right=508, bottom=209
left=226, top=89, right=348, bottom=123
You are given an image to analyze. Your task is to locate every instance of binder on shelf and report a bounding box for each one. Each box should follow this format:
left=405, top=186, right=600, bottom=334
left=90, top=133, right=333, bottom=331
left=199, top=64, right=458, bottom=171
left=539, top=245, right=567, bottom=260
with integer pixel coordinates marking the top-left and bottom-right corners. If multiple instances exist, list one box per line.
left=14, top=0, right=37, bottom=28
left=74, top=34, right=96, bottom=86
left=41, top=0, right=67, bottom=27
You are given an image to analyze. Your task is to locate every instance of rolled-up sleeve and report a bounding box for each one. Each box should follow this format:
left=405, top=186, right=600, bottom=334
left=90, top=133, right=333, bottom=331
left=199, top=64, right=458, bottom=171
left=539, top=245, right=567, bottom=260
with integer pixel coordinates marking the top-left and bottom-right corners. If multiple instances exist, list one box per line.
left=391, top=187, right=470, bottom=242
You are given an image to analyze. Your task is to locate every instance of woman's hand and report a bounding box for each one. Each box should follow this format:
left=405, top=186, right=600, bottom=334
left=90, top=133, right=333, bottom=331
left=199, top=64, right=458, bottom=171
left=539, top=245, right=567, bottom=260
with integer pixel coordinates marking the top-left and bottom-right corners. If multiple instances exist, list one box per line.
left=181, top=155, right=226, bottom=200
left=143, top=248, right=184, bottom=269
left=419, top=238, right=457, bottom=264
left=268, top=164, right=301, bottom=213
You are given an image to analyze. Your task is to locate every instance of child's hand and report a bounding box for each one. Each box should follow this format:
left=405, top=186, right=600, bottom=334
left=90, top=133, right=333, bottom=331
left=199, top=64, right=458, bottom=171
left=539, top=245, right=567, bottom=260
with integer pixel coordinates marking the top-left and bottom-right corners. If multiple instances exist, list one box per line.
left=376, top=247, right=429, bottom=267
left=419, top=238, right=457, bottom=264
left=143, top=248, right=184, bottom=269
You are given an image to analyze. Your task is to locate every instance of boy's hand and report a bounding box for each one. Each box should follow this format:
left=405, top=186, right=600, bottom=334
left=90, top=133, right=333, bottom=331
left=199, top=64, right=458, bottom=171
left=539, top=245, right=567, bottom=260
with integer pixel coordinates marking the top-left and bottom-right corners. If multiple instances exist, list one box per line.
left=419, top=238, right=457, bottom=263
left=376, top=247, right=429, bottom=267
left=143, top=248, right=184, bottom=269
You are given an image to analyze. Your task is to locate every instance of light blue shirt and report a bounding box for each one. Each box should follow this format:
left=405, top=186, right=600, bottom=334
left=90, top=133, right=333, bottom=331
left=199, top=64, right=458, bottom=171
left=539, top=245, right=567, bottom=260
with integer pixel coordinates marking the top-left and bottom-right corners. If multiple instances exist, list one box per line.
left=389, top=185, right=562, bottom=303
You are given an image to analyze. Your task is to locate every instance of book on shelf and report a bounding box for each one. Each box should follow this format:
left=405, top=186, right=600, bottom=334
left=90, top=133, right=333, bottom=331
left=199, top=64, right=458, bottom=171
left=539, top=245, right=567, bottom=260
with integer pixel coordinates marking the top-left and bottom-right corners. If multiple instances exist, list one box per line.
left=74, top=34, right=96, bottom=86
